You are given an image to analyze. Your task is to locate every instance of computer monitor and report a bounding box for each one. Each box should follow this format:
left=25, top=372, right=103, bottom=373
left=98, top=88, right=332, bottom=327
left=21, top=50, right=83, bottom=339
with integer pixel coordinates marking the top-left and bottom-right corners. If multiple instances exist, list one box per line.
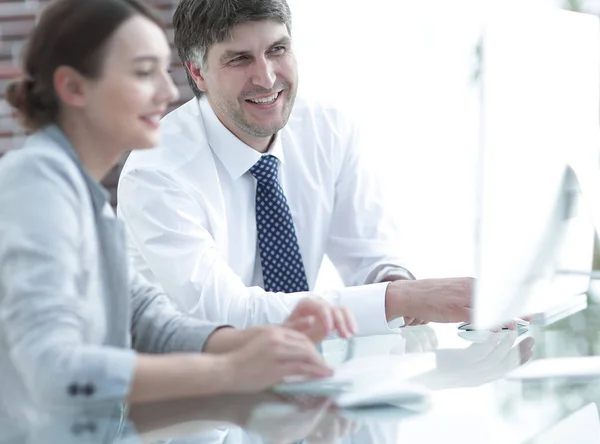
left=473, top=7, right=600, bottom=329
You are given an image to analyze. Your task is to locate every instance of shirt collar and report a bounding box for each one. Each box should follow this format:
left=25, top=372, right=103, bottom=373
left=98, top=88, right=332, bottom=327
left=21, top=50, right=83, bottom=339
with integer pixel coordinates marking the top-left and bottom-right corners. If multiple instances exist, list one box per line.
left=199, top=95, right=285, bottom=180
left=41, top=124, right=111, bottom=212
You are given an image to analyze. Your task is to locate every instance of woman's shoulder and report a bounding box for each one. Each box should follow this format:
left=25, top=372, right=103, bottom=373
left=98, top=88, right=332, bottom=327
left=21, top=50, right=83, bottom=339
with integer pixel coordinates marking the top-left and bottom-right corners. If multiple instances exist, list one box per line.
left=0, top=132, right=89, bottom=208
left=0, top=132, right=85, bottom=189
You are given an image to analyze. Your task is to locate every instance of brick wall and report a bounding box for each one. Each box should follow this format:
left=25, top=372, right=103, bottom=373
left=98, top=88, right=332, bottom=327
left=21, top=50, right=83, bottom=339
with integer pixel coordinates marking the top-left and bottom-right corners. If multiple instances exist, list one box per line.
left=0, top=0, right=191, bottom=207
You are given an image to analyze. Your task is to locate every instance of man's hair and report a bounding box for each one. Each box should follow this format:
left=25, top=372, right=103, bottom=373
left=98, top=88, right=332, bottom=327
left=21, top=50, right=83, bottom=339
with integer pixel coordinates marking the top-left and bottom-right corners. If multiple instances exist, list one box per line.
left=173, top=0, right=292, bottom=98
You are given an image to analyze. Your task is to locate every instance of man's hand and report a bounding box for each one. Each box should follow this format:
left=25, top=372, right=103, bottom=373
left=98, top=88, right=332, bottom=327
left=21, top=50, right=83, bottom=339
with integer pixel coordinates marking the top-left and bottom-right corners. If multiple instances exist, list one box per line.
left=385, top=277, right=474, bottom=324
left=283, top=298, right=358, bottom=343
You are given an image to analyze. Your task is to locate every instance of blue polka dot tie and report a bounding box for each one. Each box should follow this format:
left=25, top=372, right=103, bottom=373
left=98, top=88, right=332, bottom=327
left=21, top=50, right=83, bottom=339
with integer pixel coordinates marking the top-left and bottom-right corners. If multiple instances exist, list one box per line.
left=249, top=155, right=310, bottom=293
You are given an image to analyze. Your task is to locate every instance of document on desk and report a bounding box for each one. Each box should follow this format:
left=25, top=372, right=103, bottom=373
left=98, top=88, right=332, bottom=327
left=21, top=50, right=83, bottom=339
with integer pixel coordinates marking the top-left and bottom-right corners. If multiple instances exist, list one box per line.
left=273, top=353, right=436, bottom=396
left=508, top=356, right=600, bottom=380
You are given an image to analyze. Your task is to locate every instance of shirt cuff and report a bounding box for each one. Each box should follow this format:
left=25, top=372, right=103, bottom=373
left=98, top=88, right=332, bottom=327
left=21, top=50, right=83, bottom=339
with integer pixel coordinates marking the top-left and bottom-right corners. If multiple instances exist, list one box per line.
left=101, top=348, right=138, bottom=401
left=337, top=282, right=405, bottom=336
left=370, top=265, right=416, bottom=284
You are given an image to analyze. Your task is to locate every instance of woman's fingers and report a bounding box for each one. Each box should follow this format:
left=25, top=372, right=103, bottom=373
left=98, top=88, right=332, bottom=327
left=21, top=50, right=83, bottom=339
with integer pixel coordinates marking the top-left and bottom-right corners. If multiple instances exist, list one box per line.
left=332, top=306, right=355, bottom=339
left=278, top=362, right=334, bottom=381
left=291, top=299, right=333, bottom=334
left=285, top=315, right=315, bottom=332
left=340, top=306, right=358, bottom=336
left=280, top=330, right=328, bottom=365
left=286, top=299, right=358, bottom=341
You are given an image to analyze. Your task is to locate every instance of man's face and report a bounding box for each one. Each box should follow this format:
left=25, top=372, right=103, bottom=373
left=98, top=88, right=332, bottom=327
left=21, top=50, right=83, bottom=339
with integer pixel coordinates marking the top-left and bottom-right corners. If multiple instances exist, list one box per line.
left=197, top=20, right=298, bottom=146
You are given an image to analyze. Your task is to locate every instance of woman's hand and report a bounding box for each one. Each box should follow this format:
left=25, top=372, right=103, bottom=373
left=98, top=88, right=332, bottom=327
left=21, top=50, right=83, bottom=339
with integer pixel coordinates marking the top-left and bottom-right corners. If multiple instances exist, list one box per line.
left=223, top=326, right=334, bottom=393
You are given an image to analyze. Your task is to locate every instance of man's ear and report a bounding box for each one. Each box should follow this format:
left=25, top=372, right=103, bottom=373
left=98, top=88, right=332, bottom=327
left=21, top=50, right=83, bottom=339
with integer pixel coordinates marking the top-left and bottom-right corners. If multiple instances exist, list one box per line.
left=53, top=66, right=88, bottom=108
left=185, top=61, right=208, bottom=92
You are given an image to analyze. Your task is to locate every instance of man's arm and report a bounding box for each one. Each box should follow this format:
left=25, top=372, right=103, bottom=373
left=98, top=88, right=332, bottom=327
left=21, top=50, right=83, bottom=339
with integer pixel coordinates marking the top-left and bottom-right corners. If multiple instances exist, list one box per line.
left=129, top=259, right=356, bottom=354
left=118, top=169, right=391, bottom=336
left=325, top=113, right=474, bottom=326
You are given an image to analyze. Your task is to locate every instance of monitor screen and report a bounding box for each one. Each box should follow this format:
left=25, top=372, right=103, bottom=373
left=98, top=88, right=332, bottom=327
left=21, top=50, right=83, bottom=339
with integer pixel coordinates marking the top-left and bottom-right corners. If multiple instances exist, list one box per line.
left=473, top=7, right=600, bottom=328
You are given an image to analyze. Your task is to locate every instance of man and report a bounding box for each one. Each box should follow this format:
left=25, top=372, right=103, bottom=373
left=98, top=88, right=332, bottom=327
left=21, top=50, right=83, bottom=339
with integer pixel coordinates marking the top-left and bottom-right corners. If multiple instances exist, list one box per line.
left=117, top=0, right=474, bottom=336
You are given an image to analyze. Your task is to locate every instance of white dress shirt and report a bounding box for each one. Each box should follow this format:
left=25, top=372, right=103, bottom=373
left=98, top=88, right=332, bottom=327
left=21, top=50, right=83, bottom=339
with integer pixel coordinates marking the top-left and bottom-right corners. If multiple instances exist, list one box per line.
left=118, top=96, right=414, bottom=336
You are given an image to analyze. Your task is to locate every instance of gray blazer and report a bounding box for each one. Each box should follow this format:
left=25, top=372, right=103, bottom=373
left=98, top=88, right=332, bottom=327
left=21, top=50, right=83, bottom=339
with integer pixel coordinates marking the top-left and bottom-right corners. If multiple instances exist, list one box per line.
left=0, top=126, right=223, bottom=425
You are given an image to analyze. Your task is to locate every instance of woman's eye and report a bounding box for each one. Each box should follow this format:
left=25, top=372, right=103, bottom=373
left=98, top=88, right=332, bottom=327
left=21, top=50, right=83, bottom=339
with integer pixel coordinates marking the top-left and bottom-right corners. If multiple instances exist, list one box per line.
left=135, top=70, right=153, bottom=78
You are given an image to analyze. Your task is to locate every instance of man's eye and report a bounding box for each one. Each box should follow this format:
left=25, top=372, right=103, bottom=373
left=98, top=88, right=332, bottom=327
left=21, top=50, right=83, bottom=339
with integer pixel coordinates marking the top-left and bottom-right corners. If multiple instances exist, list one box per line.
left=230, top=56, right=249, bottom=65
left=269, top=46, right=285, bottom=54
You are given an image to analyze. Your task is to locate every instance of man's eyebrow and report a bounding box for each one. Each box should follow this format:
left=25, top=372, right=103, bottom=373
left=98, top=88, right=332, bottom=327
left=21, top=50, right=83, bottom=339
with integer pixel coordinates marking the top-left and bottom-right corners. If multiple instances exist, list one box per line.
left=270, top=36, right=292, bottom=47
left=220, top=49, right=251, bottom=62
left=220, top=36, right=292, bottom=62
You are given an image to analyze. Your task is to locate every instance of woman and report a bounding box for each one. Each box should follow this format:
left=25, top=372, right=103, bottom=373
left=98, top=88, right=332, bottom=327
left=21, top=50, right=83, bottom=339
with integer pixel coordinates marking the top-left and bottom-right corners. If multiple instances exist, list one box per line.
left=0, top=0, right=356, bottom=424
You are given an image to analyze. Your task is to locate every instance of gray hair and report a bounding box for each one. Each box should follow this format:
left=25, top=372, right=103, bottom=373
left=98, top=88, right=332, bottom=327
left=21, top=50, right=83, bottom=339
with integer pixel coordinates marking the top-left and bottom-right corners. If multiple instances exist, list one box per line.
left=173, top=0, right=293, bottom=98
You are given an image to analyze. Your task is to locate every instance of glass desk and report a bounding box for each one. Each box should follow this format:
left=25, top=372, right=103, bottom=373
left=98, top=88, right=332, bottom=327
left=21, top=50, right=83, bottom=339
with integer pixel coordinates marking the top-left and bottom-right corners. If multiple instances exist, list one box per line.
left=4, top=290, right=600, bottom=443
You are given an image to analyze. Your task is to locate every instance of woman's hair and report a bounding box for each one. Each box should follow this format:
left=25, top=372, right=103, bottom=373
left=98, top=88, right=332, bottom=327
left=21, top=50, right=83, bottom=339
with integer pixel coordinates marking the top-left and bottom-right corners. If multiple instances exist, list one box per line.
left=5, top=0, right=164, bottom=132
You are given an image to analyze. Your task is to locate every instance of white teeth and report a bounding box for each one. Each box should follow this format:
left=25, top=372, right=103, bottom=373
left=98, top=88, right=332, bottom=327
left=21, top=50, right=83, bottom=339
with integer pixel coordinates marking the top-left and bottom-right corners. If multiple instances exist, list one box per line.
left=144, top=115, right=161, bottom=123
left=248, top=93, right=278, bottom=104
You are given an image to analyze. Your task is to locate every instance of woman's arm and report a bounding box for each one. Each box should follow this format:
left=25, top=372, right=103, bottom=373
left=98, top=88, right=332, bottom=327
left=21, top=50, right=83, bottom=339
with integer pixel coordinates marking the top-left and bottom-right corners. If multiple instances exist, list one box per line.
left=128, top=353, right=230, bottom=404
left=0, top=152, right=332, bottom=410
left=0, top=152, right=139, bottom=407
left=200, top=299, right=358, bottom=355
left=128, top=324, right=332, bottom=404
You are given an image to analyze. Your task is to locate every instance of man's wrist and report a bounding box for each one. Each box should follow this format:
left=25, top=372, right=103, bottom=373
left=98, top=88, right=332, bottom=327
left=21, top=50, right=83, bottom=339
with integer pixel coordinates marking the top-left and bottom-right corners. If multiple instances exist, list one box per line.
left=384, top=280, right=413, bottom=322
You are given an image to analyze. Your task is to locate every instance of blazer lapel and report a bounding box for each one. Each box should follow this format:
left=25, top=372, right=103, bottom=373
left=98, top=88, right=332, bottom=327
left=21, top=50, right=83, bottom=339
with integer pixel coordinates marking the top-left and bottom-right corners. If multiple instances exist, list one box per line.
left=95, top=210, right=131, bottom=348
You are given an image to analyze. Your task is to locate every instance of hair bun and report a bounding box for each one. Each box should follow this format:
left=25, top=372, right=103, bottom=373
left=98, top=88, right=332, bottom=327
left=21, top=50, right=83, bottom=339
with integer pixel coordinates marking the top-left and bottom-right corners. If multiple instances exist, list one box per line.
left=6, top=76, right=33, bottom=103
left=5, top=76, right=46, bottom=132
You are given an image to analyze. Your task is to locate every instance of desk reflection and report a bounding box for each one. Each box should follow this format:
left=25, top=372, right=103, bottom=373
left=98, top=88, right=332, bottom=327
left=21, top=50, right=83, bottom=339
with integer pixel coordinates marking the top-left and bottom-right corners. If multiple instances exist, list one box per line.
left=410, top=330, right=534, bottom=391
left=0, top=327, right=534, bottom=444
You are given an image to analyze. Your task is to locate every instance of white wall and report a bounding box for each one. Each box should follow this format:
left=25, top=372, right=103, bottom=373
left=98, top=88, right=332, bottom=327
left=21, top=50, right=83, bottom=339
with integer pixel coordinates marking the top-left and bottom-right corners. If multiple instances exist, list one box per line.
left=289, top=0, right=486, bottom=286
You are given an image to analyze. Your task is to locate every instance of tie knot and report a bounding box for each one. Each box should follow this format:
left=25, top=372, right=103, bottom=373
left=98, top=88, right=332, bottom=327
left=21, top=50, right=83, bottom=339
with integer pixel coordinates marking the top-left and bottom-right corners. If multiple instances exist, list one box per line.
left=249, top=154, right=279, bottom=183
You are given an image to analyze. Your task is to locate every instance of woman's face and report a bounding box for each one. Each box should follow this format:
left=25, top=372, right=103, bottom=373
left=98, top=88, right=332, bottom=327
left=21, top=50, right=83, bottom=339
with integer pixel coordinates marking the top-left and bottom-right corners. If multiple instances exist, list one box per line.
left=80, top=15, right=178, bottom=151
